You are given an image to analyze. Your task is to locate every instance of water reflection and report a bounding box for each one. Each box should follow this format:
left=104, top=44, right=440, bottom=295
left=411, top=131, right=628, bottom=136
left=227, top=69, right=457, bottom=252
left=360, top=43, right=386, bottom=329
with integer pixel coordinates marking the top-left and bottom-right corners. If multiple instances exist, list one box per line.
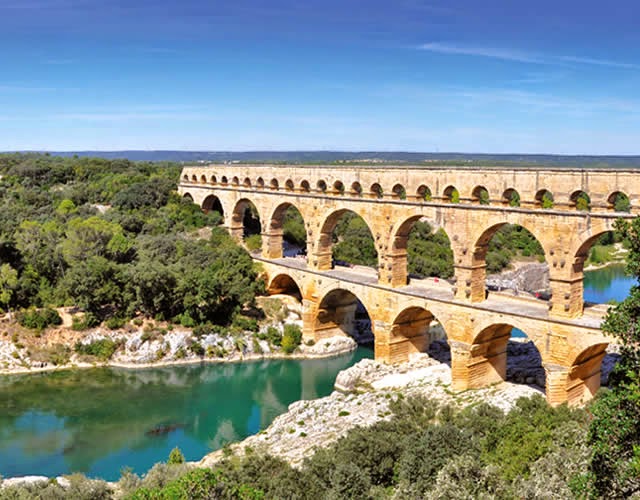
left=0, top=347, right=372, bottom=480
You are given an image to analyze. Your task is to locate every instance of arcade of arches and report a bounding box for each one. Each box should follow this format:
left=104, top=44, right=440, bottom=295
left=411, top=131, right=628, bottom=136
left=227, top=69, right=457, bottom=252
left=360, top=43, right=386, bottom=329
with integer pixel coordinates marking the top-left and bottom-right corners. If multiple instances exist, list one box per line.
left=179, top=164, right=630, bottom=406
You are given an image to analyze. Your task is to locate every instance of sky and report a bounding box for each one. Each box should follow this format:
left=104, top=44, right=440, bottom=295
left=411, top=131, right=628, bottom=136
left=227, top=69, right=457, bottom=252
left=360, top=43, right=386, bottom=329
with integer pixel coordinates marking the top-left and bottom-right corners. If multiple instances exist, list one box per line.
left=1, top=0, right=640, bottom=154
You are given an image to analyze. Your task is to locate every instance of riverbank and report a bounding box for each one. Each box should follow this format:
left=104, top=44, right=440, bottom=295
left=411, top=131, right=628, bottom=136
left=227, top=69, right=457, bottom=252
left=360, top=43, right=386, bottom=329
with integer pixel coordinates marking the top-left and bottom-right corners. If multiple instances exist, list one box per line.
left=0, top=295, right=359, bottom=376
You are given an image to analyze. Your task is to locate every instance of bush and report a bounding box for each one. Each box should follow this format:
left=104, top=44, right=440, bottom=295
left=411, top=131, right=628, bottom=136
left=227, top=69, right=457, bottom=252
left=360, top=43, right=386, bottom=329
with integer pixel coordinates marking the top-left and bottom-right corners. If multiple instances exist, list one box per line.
left=189, top=340, right=204, bottom=356
left=74, top=338, right=120, bottom=361
left=168, top=447, right=185, bottom=464
left=281, top=324, right=302, bottom=354
left=105, top=315, right=126, bottom=330
left=244, top=234, right=262, bottom=252
left=232, top=315, right=259, bottom=332
left=17, top=307, right=62, bottom=330
left=71, top=312, right=99, bottom=331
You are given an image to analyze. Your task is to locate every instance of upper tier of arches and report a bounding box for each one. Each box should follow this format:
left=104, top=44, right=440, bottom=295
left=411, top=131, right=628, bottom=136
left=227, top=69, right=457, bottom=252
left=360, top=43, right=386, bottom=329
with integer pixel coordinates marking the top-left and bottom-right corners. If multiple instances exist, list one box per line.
left=181, top=166, right=638, bottom=213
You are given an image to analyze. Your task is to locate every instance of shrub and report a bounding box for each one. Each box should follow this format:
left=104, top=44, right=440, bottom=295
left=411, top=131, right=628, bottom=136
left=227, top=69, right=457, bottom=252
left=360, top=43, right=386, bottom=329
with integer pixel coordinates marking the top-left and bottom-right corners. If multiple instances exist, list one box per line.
left=189, top=341, right=204, bottom=356
left=252, top=337, right=263, bottom=354
left=232, top=315, right=259, bottom=332
left=74, top=338, right=120, bottom=361
left=17, top=307, right=62, bottom=330
left=168, top=447, right=185, bottom=464
left=244, top=234, right=262, bottom=252
left=30, top=343, right=71, bottom=366
left=105, top=315, right=126, bottom=330
left=281, top=324, right=302, bottom=354
left=71, top=312, right=99, bottom=331
left=264, top=326, right=281, bottom=346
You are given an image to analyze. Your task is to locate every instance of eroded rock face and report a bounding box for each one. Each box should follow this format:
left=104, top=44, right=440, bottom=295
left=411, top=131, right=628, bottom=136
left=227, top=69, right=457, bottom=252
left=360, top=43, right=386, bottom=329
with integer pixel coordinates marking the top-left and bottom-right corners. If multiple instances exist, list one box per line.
left=487, top=263, right=550, bottom=294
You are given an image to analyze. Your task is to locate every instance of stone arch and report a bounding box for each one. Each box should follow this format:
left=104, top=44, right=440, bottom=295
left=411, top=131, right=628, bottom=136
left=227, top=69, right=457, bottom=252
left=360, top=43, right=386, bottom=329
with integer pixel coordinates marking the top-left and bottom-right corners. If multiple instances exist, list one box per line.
left=210, top=175, right=217, bottom=185
left=200, top=174, right=207, bottom=183
left=502, top=188, right=520, bottom=207
left=285, top=179, right=295, bottom=191
left=266, top=202, right=307, bottom=259
left=607, top=191, right=631, bottom=213
left=182, top=192, right=194, bottom=202
left=266, top=273, right=303, bottom=302
left=257, top=177, right=265, bottom=188
left=465, top=222, right=546, bottom=303
left=566, top=342, right=609, bottom=405
left=468, top=323, right=546, bottom=393
left=182, top=174, right=189, bottom=182
left=313, top=208, right=379, bottom=271
left=333, top=180, right=345, bottom=195
left=384, top=215, right=454, bottom=287
left=535, top=189, right=554, bottom=209
left=190, top=174, right=197, bottom=182
left=471, top=185, right=490, bottom=205
left=370, top=183, right=383, bottom=199
left=243, top=177, right=251, bottom=187
left=231, top=198, right=262, bottom=243
left=417, top=185, right=432, bottom=201
left=300, top=180, right=311, bottom=192
left=351, top=181, right=363, bottom=196
left=220, top=175, right=228, bottom=185
left=316, top=179, right=327, bottom=193
left=269, top=178, right=279, bottom=190
left=231, top=176, right=240, bottom=186
left=388, top=306, right=445, bottom=364
left=392, top=184, right=407, bottom=200
left=570, top=228, right=618, bottom=305
left=570, top=190, right=591, bottom=211
left=202, top=194, right=224, bottom=217
left=313, top=288, right=373, bottom=344
left=443, top=185, right=459, bottom=203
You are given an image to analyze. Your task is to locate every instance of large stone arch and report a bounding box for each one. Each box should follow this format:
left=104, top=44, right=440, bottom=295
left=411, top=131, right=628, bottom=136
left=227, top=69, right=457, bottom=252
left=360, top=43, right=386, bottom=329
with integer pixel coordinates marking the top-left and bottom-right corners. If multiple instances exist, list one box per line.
left=310, top=208, right=379, bottom=271
left=385, top=305, right=445, bottom=364
left=263, top=201, right=308, bottom=259
left=459, top=221, right=547, bottom=303
left=202, top=194, right=225, bottom=218
left=311, top=287, right=374, bottom=343
left=564, top=342, right=609, bottom=405
left=266, top=273, right=303, bottom=302
left=383, top=213, right=454, bottom=288
left=230, top=198, right=263, bottom=243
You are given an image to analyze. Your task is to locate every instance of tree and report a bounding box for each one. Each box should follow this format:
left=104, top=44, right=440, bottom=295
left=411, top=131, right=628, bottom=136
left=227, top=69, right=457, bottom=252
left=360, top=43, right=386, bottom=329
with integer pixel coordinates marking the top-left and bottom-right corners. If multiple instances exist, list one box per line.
left=614, top=193, right=631, bottom=213
left=588, top=217, right=640, bottom=497
left=0, top=263, right=18, bottom=313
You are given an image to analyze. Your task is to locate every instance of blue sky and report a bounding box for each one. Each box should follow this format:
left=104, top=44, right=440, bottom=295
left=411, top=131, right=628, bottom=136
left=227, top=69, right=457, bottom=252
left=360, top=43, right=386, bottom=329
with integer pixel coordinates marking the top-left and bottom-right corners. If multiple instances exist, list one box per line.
left=1, top=0, right=640, bottom=154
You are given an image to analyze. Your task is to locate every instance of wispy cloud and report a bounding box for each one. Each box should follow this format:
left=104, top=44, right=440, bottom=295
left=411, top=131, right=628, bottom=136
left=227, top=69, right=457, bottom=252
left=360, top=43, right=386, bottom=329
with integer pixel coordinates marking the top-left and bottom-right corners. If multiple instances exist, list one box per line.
left=418, top=42, right=640, bottom=70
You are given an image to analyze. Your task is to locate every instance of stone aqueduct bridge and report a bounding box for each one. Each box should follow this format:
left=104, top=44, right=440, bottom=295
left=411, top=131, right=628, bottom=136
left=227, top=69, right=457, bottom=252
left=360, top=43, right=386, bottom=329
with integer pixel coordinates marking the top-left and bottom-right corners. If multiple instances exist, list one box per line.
left=178, top=164, right=639, bottom=406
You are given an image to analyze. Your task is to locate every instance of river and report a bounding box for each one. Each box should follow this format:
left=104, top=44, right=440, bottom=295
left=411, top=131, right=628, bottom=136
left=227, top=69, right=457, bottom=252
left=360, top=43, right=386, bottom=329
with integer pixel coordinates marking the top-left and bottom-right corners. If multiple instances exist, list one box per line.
left=0, top=347, right=373, bottom=481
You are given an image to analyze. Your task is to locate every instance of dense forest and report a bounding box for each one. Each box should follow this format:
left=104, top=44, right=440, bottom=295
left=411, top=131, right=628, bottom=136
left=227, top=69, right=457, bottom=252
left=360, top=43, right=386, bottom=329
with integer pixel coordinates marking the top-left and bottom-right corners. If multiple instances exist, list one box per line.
left=0, top=153, right=262, bottom=328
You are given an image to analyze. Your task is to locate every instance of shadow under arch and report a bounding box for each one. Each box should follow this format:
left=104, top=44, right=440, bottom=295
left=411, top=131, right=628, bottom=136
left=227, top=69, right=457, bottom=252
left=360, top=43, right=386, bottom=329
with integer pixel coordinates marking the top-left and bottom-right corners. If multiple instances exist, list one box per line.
left=313, top=288, right=373, bottom=345
left=567, top=342, right=609, bottom=404
left=231, top=198, right=262, bottom=242
left=471, top=323, right=546, bottom=393
left=267, top=201, right=307, bottom=258
left=386, top=214, right=454, bottom=287
left=389, top=305, right=448, bottom=364
left=182, top=192, right=194, bottom=203
left=314, top=208, right=378, bottom=271
left=266, top=273, right=303, bottom=302
left=202, top=194, right=224, bottom=218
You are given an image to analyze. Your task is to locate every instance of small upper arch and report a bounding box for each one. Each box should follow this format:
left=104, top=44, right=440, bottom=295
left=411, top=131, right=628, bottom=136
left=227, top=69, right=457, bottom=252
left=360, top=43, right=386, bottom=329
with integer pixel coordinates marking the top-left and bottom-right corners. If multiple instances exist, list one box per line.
left=570, top=190, right=591, bottom=211
left=443, top=185, right=459, bottom=203
left=502, top=188, right=520, bottom=207
left=351, top=181, right=363, bottom=196
left=607, top=191, right=631, bottom=213
left=257, top=177, right=265, bottom=188
left=370, top=183, right=383, bottom=199
left=190, top=174, right=198, bottom=182
left=270, top=178, right=279, bottom=190
left=182, top=174, right=189, bottom=182
left=333, top=180, right=345, bottom=195
left=471, top=185, right=490, bottom=205
left=200, top=174, right=207, bottom=183
left=231, top=176, right=240, bottom=186
left=243, top=177, right=251, bottom=187
left=392, top=184, right=407, bottom=200
left=417, top=185, right=432, bottom=201
left=220, top=175, right=228, bottom=185
left=535, top=189, right=554, bottom=209
left=300, top=180, right=311, bottom=192
left=317, top=179, right=327, bottom=193
left=285, top=179, right=295, bottom=191
left=210, top=175, right=217, bottom=185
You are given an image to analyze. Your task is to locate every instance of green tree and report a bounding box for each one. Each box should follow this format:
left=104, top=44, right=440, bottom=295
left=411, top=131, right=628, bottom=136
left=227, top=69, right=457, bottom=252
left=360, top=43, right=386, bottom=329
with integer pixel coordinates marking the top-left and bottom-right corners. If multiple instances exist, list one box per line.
left=0, top=263, right=18, bottom=313
left=614, top=193, right=631, bottom=213
left=588, top=217, right=640, bottom=497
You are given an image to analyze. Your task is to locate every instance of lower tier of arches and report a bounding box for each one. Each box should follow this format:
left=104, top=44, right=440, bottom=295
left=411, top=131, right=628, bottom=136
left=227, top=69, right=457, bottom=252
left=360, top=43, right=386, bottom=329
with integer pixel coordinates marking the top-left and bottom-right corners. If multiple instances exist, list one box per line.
left=263, top=262, right=611, bottom=408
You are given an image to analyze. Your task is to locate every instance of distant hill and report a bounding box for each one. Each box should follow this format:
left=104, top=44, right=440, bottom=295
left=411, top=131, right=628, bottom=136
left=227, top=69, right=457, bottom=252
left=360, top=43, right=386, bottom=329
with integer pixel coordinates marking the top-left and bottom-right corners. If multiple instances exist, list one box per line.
left=8, top=150, right=640, bottom=167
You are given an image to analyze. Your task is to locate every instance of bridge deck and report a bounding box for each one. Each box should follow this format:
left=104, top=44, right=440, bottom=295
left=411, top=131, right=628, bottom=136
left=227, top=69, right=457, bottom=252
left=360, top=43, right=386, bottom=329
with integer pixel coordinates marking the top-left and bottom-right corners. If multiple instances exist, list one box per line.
left=255, top=255, right=606, bottom=331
